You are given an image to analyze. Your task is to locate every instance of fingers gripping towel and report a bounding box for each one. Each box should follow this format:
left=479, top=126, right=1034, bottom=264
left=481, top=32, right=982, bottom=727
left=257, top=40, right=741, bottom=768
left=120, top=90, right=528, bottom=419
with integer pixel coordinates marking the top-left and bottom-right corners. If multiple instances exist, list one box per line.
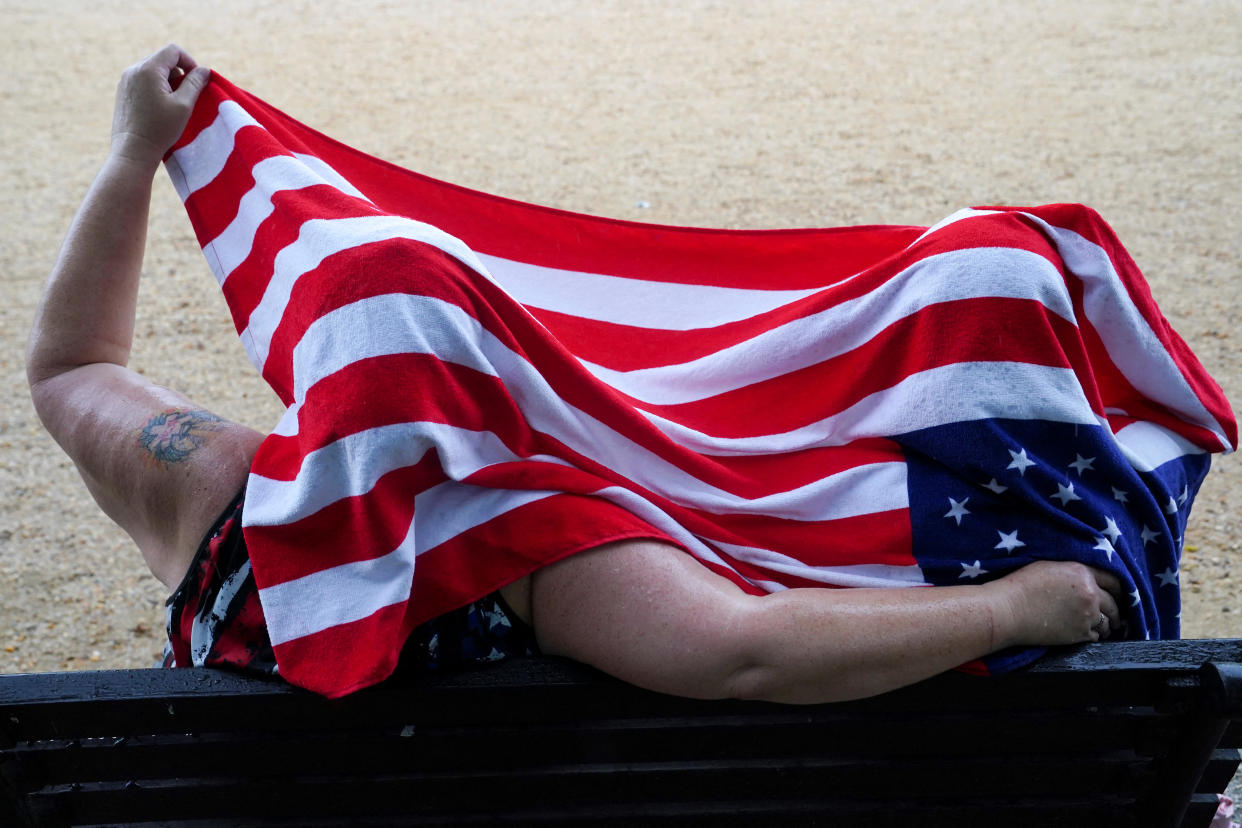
left=165, top=73, right=1236, bottom=698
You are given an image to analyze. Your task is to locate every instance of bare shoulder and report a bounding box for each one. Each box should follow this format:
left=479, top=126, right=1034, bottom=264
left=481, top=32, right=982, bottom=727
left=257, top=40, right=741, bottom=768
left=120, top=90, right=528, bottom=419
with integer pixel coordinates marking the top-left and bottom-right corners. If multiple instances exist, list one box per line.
left=30, top=362, right=263, bottom=590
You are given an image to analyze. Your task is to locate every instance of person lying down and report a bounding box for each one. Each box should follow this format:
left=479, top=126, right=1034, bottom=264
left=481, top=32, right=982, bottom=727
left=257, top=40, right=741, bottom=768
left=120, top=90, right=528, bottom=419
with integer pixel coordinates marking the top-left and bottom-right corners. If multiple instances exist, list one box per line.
left=27, top=45, right=1237, bottom=702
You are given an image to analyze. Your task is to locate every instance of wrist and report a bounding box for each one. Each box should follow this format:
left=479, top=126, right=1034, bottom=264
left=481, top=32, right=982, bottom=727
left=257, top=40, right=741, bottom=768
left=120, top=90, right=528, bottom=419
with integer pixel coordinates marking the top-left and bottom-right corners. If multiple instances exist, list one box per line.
left=108, top=132, right=168, bottom=171
left=979, top=579, right=1022, bottom=651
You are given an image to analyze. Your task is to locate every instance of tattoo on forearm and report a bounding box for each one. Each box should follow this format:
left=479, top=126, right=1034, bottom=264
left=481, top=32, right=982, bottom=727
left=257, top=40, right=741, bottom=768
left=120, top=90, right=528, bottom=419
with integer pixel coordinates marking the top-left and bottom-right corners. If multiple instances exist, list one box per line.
left=137, top=409, right=222, bottom=466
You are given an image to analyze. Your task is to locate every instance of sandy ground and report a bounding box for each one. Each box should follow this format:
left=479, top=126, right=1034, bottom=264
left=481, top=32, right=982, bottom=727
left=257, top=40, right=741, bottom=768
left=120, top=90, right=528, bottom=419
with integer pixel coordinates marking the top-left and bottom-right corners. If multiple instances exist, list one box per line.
left=2, top=0, right=1240, bottom=788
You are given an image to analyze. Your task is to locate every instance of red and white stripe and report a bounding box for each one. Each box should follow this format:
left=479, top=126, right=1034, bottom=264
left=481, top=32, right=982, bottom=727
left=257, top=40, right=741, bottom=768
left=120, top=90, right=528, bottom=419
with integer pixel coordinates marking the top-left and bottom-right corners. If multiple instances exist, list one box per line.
left=165, top=74, right=1236, bottom=697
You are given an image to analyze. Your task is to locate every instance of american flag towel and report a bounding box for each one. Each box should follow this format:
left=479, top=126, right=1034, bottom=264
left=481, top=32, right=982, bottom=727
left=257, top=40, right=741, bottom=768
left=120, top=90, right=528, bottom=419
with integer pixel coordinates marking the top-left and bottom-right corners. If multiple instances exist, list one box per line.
left=165, top=73, right=1236, bottom=698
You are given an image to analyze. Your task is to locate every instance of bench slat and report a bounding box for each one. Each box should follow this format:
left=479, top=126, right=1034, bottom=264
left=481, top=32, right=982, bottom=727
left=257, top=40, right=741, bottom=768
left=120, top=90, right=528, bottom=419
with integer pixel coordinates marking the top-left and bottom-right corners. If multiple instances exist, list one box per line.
left=12, top=712, right=1171, bottom=789
left=31, top=774, right=1147, bottom=827
left=4, top=640, right=1240, bottom=827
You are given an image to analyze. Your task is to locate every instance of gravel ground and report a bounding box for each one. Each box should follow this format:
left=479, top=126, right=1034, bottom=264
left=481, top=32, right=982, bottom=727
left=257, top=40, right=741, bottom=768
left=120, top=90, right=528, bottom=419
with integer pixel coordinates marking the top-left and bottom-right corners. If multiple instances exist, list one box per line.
left=2, top=0, right=1240, bottom=802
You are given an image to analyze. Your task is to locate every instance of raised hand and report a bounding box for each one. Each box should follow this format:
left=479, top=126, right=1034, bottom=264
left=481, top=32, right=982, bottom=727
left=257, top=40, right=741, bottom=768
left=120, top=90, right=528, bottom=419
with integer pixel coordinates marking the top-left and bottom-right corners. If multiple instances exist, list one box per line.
left=110, top=43, right=210, bottom=166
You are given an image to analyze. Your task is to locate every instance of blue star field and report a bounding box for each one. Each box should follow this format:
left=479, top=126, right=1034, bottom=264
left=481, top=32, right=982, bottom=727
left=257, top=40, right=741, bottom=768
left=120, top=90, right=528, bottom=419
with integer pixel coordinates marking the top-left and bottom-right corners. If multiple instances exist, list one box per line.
left=895, top=417, right=1211, bottom=673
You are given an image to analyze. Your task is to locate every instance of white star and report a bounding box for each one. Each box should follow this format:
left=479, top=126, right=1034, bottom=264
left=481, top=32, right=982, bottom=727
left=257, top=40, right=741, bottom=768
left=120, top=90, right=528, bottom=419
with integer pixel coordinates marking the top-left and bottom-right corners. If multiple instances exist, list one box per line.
left=1093, top=536, right=1115, bottom=561
left=1156, top=568, right=1178, bottom=588
left=982, top=478, right=1009, bottom=495
left=1051, top=482, right=1082, bottom=506
left=995, top=530, right=1026, bottom=553
left=1099, top=517, right=1123, bottom=544
left=1164, top=496, right=1179, bottom=515
left=1178, top=485, right=1189, bottom=506
left=1129, top=588, right=1141, bottom=607
left=944, top=497, right=971, bottom=526
left=1068, top=454, right=1096, bottom=475
left=959, top=560, right=987, bottom=579
left=1007, top=449, right=1036, bottom=475
left=1140, top=525, right=1160, bottom=546
left=1111, top=487, right=1129, bottom=504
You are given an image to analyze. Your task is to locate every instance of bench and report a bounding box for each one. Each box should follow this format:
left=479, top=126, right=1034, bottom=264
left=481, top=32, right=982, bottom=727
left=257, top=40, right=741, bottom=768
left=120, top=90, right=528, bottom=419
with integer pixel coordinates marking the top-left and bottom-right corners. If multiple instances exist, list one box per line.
left=2, top=639, right=1240, bottom=827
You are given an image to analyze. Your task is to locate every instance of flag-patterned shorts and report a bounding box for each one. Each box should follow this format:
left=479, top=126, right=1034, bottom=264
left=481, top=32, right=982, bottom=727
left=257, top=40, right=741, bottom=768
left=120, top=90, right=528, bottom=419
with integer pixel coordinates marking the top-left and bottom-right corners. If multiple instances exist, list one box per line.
left=164, top=488, right=540, bottom=676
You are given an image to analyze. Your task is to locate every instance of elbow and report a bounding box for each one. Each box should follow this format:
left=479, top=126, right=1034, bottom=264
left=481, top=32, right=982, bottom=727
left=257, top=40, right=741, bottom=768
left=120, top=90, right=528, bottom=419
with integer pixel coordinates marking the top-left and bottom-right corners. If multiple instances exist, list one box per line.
left=25, top=332, right=90, bottom=434
left=25, top=340, right=67, bottom=423
left=718, top=632, right=826, bottom=704
left=25, top=333, right=113, bottom=400
left=26, top=331, right=51, bottom=392
left=724, top=659, right=885, bottom=706
left=26, top=343, right=58, bottom=415
left=723, top=659, right=837, bottom=705
left=26, top=306, right=131, bottom=394
left=724, top=660, right=787, bottom=703
left=26, top=371, right=63, bottom=416
left=26, top=366, right=65, bottom=438
left=714, top=604, right=813, bottom=703
left=716, top=599, right=843, bottom=704
left=717, top=604, right=878, bottom=704
left=25, top=318, right=69, bottom=394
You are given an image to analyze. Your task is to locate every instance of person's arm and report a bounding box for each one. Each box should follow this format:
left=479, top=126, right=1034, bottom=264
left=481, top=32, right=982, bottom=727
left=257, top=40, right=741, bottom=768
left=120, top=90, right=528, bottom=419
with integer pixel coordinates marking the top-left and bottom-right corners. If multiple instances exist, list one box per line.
left=531, top=539, right=1122, bottom=704
left=27, top=45, right=261, bottom=589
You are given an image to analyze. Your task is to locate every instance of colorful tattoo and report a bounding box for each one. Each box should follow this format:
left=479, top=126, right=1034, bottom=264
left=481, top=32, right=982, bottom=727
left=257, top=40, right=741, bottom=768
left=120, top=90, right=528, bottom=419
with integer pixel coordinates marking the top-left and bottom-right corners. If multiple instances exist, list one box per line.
left=137, top=409, right=222, bottom=466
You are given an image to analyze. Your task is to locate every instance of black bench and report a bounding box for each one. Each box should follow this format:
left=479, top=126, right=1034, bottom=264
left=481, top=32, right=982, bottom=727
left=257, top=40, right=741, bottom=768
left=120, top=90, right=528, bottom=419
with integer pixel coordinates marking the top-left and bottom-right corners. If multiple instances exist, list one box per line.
left=3, top=639, right=1240, bottom=827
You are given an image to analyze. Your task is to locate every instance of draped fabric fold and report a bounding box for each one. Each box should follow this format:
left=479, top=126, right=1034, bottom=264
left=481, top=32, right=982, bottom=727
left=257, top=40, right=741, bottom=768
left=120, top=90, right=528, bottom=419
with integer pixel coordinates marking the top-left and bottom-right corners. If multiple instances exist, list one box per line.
left=166, top=73, right=1236, bottom=697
